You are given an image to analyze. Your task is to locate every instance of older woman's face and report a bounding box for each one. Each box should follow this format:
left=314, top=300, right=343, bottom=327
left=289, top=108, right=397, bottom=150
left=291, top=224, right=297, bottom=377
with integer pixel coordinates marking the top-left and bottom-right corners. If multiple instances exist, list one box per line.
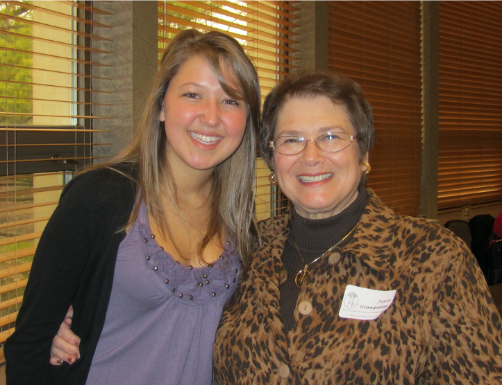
left=273, top=96, right=368, bottom=219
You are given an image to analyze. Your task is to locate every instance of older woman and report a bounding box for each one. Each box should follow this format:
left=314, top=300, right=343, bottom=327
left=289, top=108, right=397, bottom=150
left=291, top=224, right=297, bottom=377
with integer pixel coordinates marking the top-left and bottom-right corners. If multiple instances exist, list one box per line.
left=213, top=71, right=502, bottom=384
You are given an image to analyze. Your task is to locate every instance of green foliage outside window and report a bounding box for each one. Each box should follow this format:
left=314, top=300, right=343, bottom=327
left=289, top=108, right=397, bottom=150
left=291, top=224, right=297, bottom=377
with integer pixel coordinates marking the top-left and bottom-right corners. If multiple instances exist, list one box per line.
left=0, top=1, right=33, bottom=126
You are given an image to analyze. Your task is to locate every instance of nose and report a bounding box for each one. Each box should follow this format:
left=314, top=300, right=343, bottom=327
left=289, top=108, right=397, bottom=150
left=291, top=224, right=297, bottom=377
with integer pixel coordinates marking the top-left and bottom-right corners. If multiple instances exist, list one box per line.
left=200, top=100, right=221, bottom=127
left=300, top=139, right=324, bottom=166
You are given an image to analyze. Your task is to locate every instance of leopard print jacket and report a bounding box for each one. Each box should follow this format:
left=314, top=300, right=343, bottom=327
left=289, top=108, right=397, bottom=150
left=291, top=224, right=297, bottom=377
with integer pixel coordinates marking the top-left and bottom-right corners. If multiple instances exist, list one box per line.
left=214, top=189, right=502, bottom=384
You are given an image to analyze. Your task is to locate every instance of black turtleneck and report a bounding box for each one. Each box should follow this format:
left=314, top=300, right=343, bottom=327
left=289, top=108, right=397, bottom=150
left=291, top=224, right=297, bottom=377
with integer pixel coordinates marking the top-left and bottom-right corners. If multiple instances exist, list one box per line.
left=279, top=186, right=368, bottom=334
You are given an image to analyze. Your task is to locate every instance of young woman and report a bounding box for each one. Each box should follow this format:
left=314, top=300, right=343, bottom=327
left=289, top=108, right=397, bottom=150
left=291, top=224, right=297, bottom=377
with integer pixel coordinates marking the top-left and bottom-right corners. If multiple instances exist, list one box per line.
left=4, top=29, right=261, bottom=385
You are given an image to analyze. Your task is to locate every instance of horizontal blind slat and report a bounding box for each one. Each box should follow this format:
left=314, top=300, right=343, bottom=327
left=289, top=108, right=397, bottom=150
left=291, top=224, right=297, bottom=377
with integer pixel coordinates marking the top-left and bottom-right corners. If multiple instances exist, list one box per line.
left=438, top=2, right=502, bottom=210
left=5, top=1, right=111, bottom=28
left=0, top=231, right=43, bottom=245
left=0, top=279, right=28, bottom=295
left=0, top=262, right=31, bottom=280
left=0, top=295, right=23, bottom=311
left=0, top=13, right=111, bottom=41
left=329, top=1, right=422, bottom=216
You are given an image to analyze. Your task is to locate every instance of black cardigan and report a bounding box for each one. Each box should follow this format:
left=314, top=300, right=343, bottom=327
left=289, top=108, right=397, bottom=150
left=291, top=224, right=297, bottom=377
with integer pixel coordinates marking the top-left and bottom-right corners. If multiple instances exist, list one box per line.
left=4, top=165, right=137, bottom=385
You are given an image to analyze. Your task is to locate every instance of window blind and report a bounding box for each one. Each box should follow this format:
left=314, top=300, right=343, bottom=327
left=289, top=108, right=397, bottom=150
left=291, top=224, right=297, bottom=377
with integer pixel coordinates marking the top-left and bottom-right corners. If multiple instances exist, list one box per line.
left=328, top=1, right=423, bottom=216
left=158, top=1, right=298, bottom=220
left=438, top=1, right=502, bottom=211
left=0, top=0, right=111, bottom=361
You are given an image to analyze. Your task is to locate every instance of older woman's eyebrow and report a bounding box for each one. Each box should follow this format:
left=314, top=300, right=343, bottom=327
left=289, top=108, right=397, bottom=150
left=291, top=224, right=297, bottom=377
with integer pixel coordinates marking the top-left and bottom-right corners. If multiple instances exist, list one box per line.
left=318, top=126, right=346, bottom=133
left=276, top=130, right=303, bottom=137
left=277, top=126, right=346, bottom=137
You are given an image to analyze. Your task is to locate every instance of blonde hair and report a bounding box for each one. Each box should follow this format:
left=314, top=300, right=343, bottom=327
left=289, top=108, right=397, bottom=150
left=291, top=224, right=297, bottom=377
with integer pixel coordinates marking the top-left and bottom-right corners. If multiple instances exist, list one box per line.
left=95, top=30, right=260, bottom=267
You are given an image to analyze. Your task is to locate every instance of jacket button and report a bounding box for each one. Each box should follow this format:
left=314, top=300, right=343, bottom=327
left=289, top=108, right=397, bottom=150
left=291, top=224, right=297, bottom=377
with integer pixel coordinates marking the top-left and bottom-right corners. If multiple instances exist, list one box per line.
left=278, top=364, right=290, bottom=378
left=329, top=252, right=341, bottom=265
left=298, top=301, right=312, bottom=315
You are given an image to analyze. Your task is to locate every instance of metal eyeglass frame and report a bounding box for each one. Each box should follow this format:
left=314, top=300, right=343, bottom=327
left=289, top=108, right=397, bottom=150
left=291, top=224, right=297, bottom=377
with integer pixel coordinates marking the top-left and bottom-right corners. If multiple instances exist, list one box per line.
left=269, top=132, right=357, bottom=155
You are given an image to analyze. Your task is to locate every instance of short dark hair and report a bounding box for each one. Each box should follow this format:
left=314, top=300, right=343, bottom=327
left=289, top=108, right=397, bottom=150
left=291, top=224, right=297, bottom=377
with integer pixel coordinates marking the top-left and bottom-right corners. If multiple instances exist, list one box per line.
left=260, top=71, right=376, bottom=179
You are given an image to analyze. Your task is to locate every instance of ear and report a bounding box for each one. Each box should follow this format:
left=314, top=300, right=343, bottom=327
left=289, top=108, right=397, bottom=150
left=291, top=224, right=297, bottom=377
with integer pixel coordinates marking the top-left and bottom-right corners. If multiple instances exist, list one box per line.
left=159, top=107, right=165, bottom=122
left=362, top=153, right=369, bottom=172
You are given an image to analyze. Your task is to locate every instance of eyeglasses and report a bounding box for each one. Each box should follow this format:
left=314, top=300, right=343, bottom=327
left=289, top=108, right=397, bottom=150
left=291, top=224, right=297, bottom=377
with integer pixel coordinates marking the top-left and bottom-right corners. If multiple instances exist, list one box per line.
left=269, top=131, right=357, bottom=155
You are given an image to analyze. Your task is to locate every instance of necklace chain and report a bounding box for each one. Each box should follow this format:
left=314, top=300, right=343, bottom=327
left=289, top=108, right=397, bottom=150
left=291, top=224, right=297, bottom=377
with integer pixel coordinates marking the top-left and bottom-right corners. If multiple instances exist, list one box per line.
left=292, top=221, right=359, bottom=287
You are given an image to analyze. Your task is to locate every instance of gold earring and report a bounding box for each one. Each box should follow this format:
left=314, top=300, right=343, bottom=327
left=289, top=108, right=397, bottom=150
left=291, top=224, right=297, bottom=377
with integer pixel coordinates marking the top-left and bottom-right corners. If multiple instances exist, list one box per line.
left=268, top=171, right=277, bottom=185
left=363, top=163, right=371, bottom=175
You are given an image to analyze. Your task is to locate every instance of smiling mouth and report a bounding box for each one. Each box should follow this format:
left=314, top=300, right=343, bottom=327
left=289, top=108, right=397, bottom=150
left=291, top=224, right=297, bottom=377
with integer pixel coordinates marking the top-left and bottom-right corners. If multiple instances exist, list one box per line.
left=297, top=173, right=333, bottom=183
left=190, top=132, right=220, bottom=145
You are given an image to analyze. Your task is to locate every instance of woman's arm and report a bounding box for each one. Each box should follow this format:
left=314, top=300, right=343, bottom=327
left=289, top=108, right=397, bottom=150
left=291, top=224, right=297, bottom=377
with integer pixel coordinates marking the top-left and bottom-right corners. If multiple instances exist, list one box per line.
left=4, top=169, right=131, bottom=385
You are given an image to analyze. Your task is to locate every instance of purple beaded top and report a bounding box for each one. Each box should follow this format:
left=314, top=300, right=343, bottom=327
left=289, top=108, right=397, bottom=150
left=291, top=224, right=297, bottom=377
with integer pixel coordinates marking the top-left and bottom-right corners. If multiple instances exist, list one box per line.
left=85, top=202, right=240, bottom=385
left=142, top=219, right=239, bottom=305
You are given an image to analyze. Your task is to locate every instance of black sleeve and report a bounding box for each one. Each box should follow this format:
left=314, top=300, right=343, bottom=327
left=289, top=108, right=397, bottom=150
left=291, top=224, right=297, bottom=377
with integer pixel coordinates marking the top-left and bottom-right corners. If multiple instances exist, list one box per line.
left=4, top=168, right=135, bottom=385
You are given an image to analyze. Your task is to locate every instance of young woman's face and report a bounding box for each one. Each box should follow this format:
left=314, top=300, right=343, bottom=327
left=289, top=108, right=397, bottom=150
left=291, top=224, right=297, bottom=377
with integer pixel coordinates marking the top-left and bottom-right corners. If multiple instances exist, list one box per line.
left=160, top=55, right=247, bottom=174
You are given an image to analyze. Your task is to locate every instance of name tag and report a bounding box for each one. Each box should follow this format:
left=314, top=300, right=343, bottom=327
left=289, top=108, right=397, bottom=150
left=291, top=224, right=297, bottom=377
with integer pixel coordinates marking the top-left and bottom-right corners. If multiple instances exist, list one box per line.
left=339, top=285, right=396, bottom=320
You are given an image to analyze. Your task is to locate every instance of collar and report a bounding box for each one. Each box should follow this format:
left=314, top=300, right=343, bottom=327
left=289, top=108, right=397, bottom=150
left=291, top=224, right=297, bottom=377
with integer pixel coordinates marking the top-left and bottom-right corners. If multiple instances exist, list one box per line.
left=343, top=188, right=396, bottom=279
left=290, top=185, right=367, bottom=253
left=256, top=189, right=397, bottom=280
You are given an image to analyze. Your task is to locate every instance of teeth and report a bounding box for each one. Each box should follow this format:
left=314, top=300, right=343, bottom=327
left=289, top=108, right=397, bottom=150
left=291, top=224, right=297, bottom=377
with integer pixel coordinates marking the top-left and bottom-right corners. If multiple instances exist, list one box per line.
left=298, top=173, right=333, bottom=183
left=191, top=132, right=220, bottom=144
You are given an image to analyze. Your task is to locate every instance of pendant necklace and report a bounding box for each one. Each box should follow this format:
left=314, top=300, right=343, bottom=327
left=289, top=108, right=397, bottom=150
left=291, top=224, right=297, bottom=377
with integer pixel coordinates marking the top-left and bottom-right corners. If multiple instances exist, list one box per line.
left=292, top=221, right=359, bottom=287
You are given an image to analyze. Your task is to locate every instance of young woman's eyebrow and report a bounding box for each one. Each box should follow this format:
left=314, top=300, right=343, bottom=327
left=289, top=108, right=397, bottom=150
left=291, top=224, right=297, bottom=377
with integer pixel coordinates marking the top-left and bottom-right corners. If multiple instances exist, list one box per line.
left=178, top=81, right=212, bottom=90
